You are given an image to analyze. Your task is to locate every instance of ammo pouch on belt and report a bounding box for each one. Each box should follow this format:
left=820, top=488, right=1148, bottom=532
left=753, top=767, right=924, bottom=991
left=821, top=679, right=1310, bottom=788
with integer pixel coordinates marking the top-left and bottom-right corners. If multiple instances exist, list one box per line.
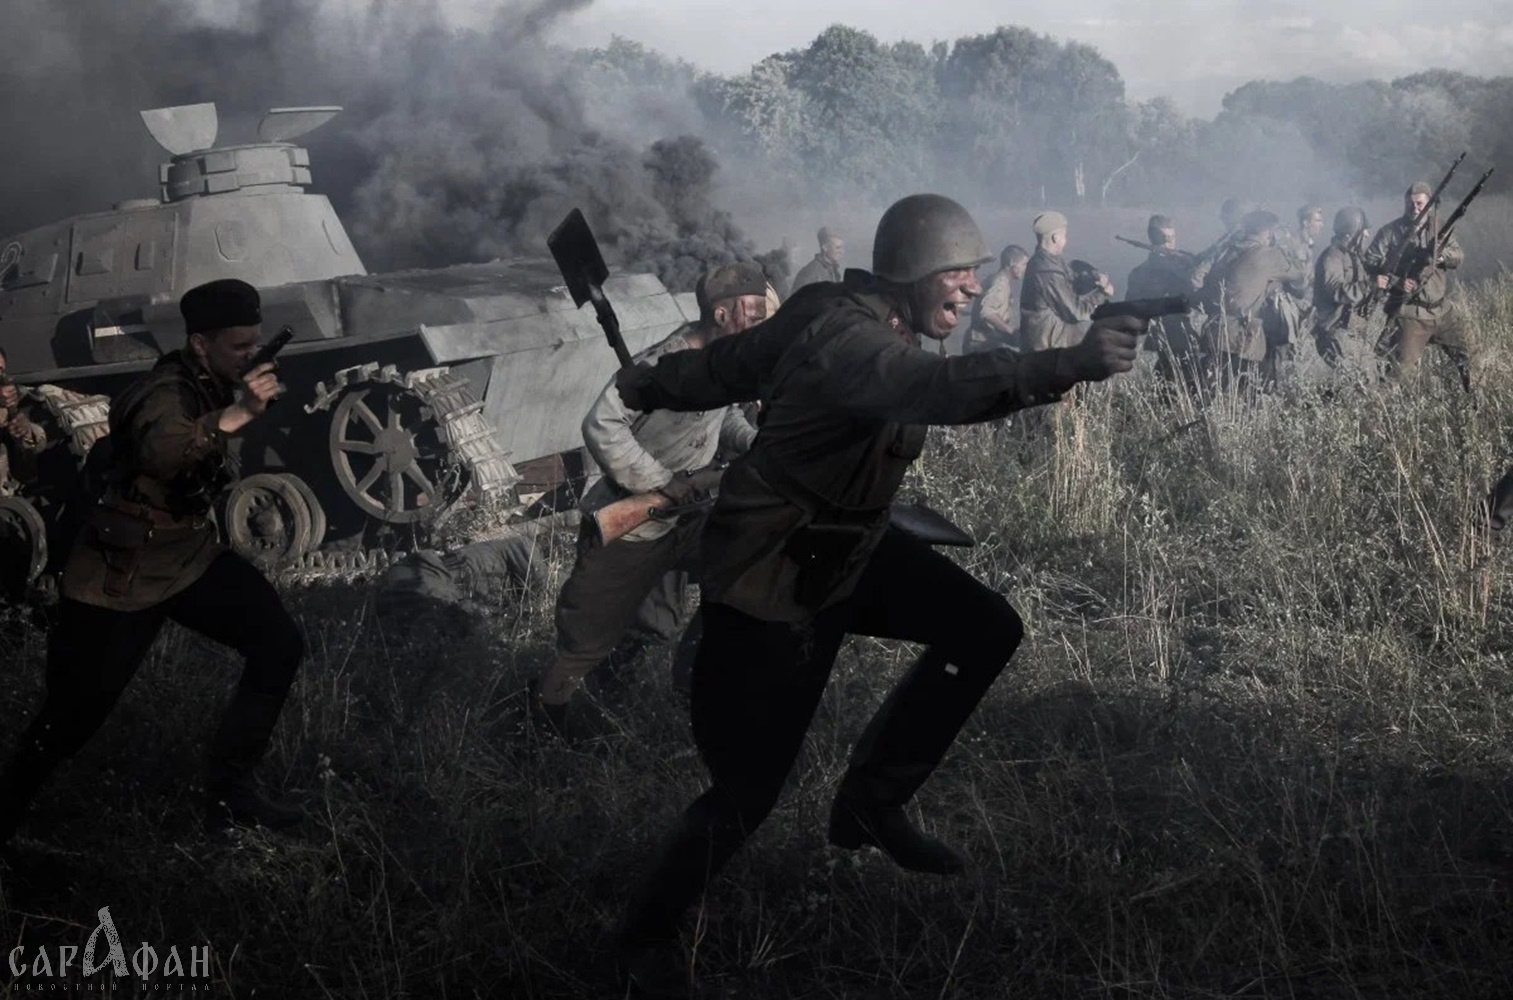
left=89, top=504, right=155, bottom=599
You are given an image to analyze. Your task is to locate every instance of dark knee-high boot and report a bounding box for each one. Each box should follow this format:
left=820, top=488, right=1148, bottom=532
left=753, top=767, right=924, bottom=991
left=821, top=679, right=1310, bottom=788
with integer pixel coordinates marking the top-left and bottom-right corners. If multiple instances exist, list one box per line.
left=830, top=644, right=1009, bottom=874
left=205, top=688, right=302, bottom=833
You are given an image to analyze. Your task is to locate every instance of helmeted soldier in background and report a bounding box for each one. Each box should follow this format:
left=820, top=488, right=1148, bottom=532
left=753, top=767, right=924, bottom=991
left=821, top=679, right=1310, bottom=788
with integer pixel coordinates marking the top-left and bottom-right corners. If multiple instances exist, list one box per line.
left=0, top=279, right=305, bottom=848
left=963, top=244, right=1028, bottom=353
left=1189, top=196, right=1248, bottom=291
left=1365, top=180, right=1469, bottom=388
left=531, top=263, right=765, bottom=737
left=608, top=193, right=1149, bottom=998
left=1020, top=211, right=1112, bottom=350
left=1312, top=207, right=1373, bottom=367
left=789, top=226, right=844, bottom=293
left=1125, top=215, right=1202, bottom=389
left=1196, top=210, right=1308, bottom=392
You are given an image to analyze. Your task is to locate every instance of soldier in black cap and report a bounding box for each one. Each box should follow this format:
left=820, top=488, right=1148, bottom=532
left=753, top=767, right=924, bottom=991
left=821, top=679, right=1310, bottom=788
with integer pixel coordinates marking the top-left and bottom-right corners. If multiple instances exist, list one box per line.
left=0, top=278, right=305, bottom=848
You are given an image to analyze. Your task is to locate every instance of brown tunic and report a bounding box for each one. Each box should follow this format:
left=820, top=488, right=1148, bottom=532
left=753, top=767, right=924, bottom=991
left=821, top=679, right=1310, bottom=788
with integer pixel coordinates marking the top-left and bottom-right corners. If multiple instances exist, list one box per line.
left=61, top=352, right=234, bottom=611
left=1019, top=248, right=1109, bottom=350
left=1364, top=214, right=1464, bottom=324
left=1197, top=238, right=1307, bottom=361
left=1311, top=237, right=1372, bottom=336
left=628, top=271, right=1079, bottom=622
left=789, top=253, right=842, bottom=294
left=964, top=266, right=1018, bottom=352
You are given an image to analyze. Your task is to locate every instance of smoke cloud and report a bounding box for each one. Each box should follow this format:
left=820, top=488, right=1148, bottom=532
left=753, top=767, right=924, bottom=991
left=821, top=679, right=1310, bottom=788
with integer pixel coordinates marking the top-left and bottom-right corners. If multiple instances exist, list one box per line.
left=0, top=0, right=787, bottom=293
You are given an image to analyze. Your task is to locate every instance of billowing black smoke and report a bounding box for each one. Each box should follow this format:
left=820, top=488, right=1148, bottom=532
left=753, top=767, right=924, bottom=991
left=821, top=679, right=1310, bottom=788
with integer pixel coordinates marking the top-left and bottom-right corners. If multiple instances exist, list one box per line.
left=0, top=0, right=786, bottom=293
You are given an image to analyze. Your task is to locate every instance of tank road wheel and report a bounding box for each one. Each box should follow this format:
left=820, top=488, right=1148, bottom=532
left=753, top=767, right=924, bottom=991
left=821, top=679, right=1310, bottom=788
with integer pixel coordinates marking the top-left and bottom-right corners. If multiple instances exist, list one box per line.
left=328, top=383, right=460, bottom=524
left=0, top=496, right=48, bottom=587
left=224, top=473, right=322, bottom=570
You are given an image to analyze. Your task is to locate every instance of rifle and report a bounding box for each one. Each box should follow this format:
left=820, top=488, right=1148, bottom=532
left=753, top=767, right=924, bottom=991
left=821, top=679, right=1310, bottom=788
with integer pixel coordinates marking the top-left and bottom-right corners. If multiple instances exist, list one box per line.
left=1356, top=151, right=1467, bottom=320
left=589, top=464, right=727, bottom=545
left=1431, top=166, right=1494, bottom=251
left=1115, top=235, right=1196, bottom=262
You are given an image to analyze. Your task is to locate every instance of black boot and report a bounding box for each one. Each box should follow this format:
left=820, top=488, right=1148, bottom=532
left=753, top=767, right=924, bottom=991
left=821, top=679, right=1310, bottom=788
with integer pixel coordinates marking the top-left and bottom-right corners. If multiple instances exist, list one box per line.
left=615, top=938, right=690, bottom=1000
left=830, top=646, right=1006, bottom=876
left=205, top=688, right=302, bottom=834
left=528, top=680, right=613, bottom=743
left=827, top=790, right=965, bottom=875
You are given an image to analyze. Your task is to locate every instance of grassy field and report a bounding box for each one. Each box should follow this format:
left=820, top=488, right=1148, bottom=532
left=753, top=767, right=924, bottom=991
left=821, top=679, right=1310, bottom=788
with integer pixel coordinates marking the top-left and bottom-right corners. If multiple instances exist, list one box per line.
left=4, top=278, right=1513, bottom=999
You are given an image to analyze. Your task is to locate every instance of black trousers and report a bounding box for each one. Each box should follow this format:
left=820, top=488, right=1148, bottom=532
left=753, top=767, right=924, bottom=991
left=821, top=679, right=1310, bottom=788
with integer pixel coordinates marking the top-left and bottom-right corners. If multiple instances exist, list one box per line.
left=621, top=528, right=1024, bottom=943
left=3, top=552, right=304, bottom=815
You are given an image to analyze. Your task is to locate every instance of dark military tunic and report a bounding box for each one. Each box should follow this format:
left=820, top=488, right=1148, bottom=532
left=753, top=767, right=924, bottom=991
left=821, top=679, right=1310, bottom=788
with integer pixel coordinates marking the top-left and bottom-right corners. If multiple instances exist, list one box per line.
left=61, top=352, right=233, bottom=611
left=628, top=270, right=1078, bottom=622
left=1020, top=248, right=1109, bottom=350
left=1364, top=216, right=1464, bottom=325
left=1312, top=236, right=1372, bottom=338
left=1197, top=238, right=1307, bottom=362
left=789, top=253, right=842, bottom=294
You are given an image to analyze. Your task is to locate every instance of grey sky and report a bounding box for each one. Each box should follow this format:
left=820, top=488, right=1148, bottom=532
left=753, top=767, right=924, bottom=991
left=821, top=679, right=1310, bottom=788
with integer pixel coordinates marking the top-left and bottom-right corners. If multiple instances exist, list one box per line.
left=442, top=0, right=1513, bottom=115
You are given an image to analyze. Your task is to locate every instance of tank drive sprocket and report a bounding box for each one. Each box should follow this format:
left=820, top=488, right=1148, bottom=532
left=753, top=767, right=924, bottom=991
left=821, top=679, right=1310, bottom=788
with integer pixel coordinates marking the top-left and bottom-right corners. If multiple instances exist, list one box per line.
left=306, top=363, right=519, bottom=525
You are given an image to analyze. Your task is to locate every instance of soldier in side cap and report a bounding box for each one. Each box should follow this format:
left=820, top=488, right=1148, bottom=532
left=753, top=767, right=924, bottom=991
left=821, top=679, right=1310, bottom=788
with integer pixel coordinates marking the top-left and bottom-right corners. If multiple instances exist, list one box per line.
left=609, top=194, right=1150, bottom=997
left=1196, top=210, right=1308, bottom=392
left=1364, top=180, right=1470, bottom=388
left=1020, top=210, right=1113, bottom=350
left=789, top=226, right=845, bottom=293
left=528, top=262, right=767, bottom=738
left=0, top=278, right=305, bottom=848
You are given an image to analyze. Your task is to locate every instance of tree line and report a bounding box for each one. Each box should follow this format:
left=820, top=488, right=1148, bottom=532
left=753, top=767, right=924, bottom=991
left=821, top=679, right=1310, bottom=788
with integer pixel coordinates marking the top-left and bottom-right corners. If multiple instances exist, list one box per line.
left=573, top=26, right=1509, bottom=210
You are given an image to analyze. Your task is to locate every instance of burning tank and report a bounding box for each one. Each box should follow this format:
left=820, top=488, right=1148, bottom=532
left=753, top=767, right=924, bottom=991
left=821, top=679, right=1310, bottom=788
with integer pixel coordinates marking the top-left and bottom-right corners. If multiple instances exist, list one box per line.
left=0, top=103, right=692, bottom=580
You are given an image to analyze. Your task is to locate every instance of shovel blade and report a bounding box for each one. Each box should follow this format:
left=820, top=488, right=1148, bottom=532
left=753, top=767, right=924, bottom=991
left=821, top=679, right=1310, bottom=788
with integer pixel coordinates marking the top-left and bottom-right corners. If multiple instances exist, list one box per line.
left=548, top=208, right=610, bottom=308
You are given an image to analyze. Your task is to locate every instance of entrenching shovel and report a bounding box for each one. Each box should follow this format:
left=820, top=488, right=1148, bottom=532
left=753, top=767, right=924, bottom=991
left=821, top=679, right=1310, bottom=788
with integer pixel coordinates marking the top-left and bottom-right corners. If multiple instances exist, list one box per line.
left=548, top=208, right=633, bottom=369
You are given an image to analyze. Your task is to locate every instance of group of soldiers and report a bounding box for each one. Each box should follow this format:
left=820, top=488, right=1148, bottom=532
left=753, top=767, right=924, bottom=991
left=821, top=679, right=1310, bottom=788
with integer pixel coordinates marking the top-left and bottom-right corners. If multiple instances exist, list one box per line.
left=960, top=185, right=1470, bottom=393
left=0, top=178, right=1480, bottom=1000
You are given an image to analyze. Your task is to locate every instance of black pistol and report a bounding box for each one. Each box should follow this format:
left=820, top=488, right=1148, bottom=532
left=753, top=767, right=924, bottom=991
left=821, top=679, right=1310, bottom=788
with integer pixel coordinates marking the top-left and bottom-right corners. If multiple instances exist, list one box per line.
left=240, top=325, right=295, bottom=377
left=1091, top=296, right=1192, bottom=323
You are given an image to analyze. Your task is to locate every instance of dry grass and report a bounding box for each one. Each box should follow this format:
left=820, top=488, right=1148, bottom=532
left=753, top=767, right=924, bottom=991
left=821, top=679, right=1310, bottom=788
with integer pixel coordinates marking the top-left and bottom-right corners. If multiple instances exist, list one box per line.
left=4, top=279, right=1513, bottom=998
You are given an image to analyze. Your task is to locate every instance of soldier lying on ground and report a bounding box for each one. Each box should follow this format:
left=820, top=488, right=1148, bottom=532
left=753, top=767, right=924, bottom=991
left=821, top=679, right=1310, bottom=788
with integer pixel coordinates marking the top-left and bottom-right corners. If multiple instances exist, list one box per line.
left=0, top=279, right=305, bottom=850
left=607, top=193, right=1149, bottom=998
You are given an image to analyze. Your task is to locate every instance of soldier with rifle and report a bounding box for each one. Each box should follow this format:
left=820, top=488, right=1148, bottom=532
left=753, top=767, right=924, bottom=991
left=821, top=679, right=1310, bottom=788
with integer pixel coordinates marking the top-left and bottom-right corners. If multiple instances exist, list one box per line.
left=1189, top=196, right=1248, bottom=292
left=1312, top=207, right=1374, bottom=367
left=0, top=279, right=305, bottom=849
left=1259, top=205, right=1324, bottom=385
left=606, top=193, right=1166, bottom=998
left=1123, top=216, right=1203, bottom=389
left=529, top=262, right=766, bottom=737
left=1364, top=172, right=1488, bottom=388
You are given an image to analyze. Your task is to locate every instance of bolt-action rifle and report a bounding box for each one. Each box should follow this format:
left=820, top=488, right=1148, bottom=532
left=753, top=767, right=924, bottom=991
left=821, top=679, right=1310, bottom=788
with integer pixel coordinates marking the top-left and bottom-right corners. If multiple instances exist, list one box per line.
left=1115, top=235, right=1196, bottom=262
left=1356, top=151, right=1467, bottom=320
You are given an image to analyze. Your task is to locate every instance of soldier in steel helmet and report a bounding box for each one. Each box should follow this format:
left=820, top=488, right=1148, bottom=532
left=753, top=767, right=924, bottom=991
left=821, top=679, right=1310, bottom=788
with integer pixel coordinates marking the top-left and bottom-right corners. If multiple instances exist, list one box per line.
left=0, top=279, right=305, bottom=849
left=1312, top=207, right=1374, bottom=367
left=1364, top=180, right=1469, bottom=388
left=1125, top=215, right=1203, bottom=390
left=608, top=194, right=1148, bottom=997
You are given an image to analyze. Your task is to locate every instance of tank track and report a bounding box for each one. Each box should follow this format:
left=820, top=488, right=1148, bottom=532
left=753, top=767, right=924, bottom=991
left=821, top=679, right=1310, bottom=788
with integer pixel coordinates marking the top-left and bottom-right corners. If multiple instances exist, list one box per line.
left=305, top=362, right=520, bottom=500
left=275, top=546, right=401, bottom=586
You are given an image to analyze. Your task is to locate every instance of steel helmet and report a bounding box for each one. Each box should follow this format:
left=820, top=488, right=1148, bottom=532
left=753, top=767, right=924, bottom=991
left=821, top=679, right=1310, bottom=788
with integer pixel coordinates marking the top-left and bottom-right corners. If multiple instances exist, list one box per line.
left=871, top=194, right=991, bottom=283
left=1333, top=206, right=1368, bottom=237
